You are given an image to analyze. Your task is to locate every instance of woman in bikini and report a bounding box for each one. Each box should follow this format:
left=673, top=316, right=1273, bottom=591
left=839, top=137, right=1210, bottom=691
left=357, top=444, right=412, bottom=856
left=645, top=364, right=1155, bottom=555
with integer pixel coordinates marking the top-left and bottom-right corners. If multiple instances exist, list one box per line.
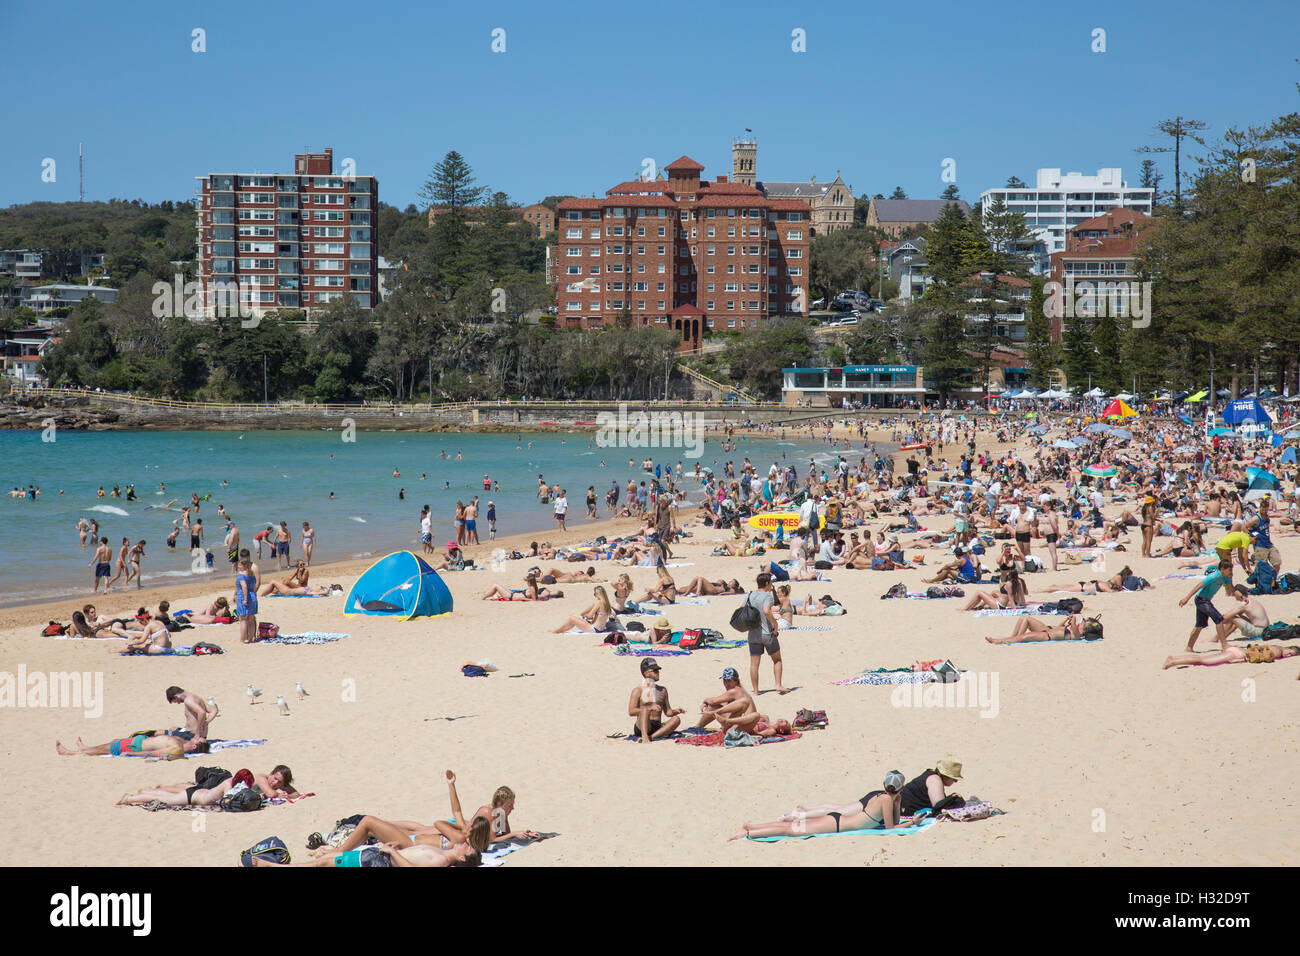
left=552, top=586, right=616, bottom=633
left=69, top=610, right=130, bottom=639
left=1163, top=643, right=1298, bottom=669
left=468, top=785, right=540, bottom=844
left=317, top=770, right=490, bottom=859
left=632, top=567, right=677, bottom=606
left=258, top=561, right=311, bottom=597
left=1038, top=566, right=1151, bottom=595
left=481, top=575, right=562, bottom=601
left=730, top=771, right=921, bottom=841
left=117, top=765, right=295, bottom=807
left=124, top=540, right=146, bottom=589
left=1140, top=495, right=1158, bottom=558
left=679, top=576, right=742, bottom=597
left=610, top=573, right=635, bottom=612
left=985, top=614, right=1094, bottom=644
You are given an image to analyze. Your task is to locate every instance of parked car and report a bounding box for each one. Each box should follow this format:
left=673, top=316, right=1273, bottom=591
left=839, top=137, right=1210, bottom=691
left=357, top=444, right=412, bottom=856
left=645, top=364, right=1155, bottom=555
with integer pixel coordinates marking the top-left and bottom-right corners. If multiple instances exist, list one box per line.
left=835, top=316, right=860, bottom=326
left=830, top=300, right=854, bottom=312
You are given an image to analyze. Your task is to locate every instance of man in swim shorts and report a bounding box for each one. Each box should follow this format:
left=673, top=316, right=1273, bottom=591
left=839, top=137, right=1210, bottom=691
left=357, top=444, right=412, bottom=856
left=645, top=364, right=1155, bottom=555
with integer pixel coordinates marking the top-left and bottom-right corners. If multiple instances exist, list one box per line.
left=90, top=537, right=113, bottom=593
left=56, top=732, right=209, bottom=757
left=253, top=842, right=476, bottom=868
left=1218, top=584, right=1270, bottom=641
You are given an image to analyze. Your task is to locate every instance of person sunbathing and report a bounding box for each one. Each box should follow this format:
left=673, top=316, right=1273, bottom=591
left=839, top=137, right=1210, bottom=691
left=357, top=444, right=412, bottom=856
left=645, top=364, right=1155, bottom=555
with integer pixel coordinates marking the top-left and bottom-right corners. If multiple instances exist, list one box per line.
left=257, top=841, right=476, bottom=868
left=118, top=614, right=173, bottom=655
left=632, top=567, right=677, bottom=605
left=543, top=565, right=604, bottom=584
left=481, top=575, right=562, bottom=601
left=985, top=615, right=1095, bottom=644
left=693, top=667, right=754, bottom=729
left=117, top=765, right=294, bottom=806
left=714, top=538, right=765, bottom=557
left=173, top=598, right=233, bottom=624
left=961, top=572, right=1026, bottom=610
left=69, top=610, right=130, bottom=639
left=679, top=576, right=742, bottom=597
left=1037, top=566, right=1150, bottom=594
left=552, top=586, right=616, bottom=633
left=610, top=573, right=635, bottom=612
left=257, top=562, right=310, bottom=597
left=729, top=771, right=920, bottom=840
left=57, top=732, right=210, bottom=757
left=469, top=784, right=540, bottom=844
left=1163, top=643, right=1298, bottom=669
left=924, top=549, right=981, bottom=585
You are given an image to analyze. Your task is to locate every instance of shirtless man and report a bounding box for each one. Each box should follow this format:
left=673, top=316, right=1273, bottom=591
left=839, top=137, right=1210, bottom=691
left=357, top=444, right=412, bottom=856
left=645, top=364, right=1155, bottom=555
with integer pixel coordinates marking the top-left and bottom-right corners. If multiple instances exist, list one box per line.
left=1217, top=584, right=1270, bottom=642
left=57, top=732, right=209, bottom=757
left=224, top=522, right=241, bottom=577
left=165, top=685, right=219, bottom=737
left=693, top=667, right=755, bottom=729
left=628, top=658, right=684, bottom=742
left=89, top=537, right=113, bottom=593
left=1041, top=502, right=1060, bottom=572
left=1010, top=502, right=1036, bottom=559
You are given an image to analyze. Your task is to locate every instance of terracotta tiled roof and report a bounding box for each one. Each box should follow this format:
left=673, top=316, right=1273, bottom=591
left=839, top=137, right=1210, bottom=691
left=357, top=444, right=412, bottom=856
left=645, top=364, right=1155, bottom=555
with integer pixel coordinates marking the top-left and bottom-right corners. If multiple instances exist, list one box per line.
left=664, top=156, right=705, bottom=172
left=557, top=198, right=603, bottom=209
left=606, top=181, right=673, bottom=195
left=965, top=272, right=1030, bottom=287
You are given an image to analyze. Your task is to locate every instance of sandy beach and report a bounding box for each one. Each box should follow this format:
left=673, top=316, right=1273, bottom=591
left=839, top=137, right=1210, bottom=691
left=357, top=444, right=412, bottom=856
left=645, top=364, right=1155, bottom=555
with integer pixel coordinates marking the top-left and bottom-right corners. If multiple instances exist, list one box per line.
left=2, top=419, right=1298, bottom=868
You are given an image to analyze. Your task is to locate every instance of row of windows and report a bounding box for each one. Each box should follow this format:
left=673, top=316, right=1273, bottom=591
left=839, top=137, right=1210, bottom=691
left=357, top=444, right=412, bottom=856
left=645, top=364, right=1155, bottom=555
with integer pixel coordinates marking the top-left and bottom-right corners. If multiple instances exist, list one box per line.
left=562, top=300, right=780, bottom=313
left=565, top=208, right=805, bottom=222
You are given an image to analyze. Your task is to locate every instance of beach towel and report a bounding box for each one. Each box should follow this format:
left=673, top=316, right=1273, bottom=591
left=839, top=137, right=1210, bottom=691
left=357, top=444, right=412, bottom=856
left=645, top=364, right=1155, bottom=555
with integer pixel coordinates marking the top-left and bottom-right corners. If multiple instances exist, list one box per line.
left=120, top=645, right=194, bottom=657
left=973, top=604, right=1058, bottom=617
left=832, top=670, right=962, bottom=686
left=747, top=816, right=938, bottom=841
left=259, top=632, right=350, bottom=645
left=635, top=598, right=712, bottom=608
left=480, top=833, right=558, bottom=867
left=1160, top=573, right=1203, bottom=580
left=612, top=644, right=691, bottom=657
left=674, top=730, right=803, bottom=747
left=940, top=801, right=998, bottom=822
left=779, top=623, right=837, bottom=632
left=208, top=738, right=268, bottom=752
left=135, top=792, right=315, bottom=812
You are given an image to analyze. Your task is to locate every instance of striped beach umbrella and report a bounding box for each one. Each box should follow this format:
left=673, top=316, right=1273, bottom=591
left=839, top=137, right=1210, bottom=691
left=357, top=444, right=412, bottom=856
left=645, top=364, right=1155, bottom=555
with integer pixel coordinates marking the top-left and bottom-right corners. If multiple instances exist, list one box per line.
left=1084, top=464, right=1118, bottom=478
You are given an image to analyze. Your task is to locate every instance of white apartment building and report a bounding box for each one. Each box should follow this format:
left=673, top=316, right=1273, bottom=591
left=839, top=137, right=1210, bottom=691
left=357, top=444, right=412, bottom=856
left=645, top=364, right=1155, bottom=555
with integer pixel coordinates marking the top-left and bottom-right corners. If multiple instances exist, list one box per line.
left=980, top=169, right=1153, bottom=273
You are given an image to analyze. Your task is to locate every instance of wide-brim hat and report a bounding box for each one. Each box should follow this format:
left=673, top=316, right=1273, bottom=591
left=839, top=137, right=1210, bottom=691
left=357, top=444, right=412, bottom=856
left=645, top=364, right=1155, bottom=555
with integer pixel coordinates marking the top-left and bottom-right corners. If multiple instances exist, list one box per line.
left=936, top=757, right=963, bottom=780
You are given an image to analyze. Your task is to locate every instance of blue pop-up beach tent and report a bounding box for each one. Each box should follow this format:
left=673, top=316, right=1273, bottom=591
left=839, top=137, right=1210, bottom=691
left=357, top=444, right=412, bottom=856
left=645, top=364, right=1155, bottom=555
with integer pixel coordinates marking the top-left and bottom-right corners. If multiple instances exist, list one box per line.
left=345, top=551, right=453, bottom=620
left=1222, top=398, right=1272, bottom=426
left=1243, top=466, right=1282, bottom=503
left=1280, top=446, right=1297, bottom=465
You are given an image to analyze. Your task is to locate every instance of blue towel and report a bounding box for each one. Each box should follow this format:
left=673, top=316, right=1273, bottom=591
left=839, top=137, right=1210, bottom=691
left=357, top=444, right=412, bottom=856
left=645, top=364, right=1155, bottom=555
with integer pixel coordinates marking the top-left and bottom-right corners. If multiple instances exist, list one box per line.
left=748, top=816, right=938, bottom=841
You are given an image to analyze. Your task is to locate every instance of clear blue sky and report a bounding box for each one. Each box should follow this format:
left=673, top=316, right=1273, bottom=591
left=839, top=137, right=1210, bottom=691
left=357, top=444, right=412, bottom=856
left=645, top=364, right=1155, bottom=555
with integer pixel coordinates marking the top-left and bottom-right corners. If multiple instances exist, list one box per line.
left=2, top=0, right=1297, bottom=209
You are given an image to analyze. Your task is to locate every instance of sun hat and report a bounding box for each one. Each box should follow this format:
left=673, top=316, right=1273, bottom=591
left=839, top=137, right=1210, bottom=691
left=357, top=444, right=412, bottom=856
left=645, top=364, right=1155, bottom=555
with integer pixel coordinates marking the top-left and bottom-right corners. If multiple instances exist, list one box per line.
left=936, top=757, right=963, bottom=780
left=653, top=617, right=671, bottom=630
left=447, top=541, right=460, bottom=550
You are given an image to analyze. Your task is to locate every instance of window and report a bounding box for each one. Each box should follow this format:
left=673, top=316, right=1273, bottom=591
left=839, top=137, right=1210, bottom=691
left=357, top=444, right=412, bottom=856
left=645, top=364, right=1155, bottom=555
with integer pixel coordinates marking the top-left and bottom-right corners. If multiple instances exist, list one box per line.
left=608, top=263, right=624, bottom=272
left=611, top=281, right=624, bottom=291
left=589, top=265, right=600, bottom=275
left=786, top=230, right=802, bottom=240
left=314, top=260, right=343, bottom=271
left=637, top=263, right=646, bottom=273
left=788, top=212, right=803, bottom=222
left=657, top=282, right=665, bottom=291
left=609, top=226, right=624, bottom=236
left=637, top=226, right=645, bottom=236
left=727, top=265, right=735, bottom=274
left=566, top=211, right=581, bottom=220
left=566, top=265, right=581, bottom=275
left=728, top=227, right=736, bottom=237
left=724, top=282, right=739, bottom=292
left=706, top=264, right=715, bottom=274
left=657, top=245, right=666, bottom=255
left=609, top=207, right=624, bottom=218
left=707, top=227, right=715, bottom=237
left=657, top=265, right=666, bottom=274
left=636, top=245, right=645, bottom=254
left=566, top=301, right=582, bottom=311
left=589, top=248, right=600, bottom=256
left=315, top=243, right=345, bottom=254
left=566, top=247, right=581, bottom=256
left=566, top=228, right=582, bottom=238
left=590, top=229, right=601, bottom=238
left=728, top=209, right=736, bottom=218
left=657, top=300, right=666, bottom=310
left=633, top=281, right=648, bottom=291
left=786, top=249, right=803, bottom=258
left=657, top=226, right=666, bottom=236
left=609, top=245, right=624, bottom=254
left=637, top=300, right=646, bottom=310
left=589, top=211, right=602, bottom=220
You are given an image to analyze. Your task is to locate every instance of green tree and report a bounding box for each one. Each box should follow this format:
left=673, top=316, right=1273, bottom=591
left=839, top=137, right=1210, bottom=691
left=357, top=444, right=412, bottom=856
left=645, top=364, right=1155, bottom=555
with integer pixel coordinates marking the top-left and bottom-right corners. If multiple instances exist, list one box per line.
left=1023, top=275, right=1058, bottom=387
left=889, top=186, right=908, bottom=200
left=940, top=184, right=961, bottom=200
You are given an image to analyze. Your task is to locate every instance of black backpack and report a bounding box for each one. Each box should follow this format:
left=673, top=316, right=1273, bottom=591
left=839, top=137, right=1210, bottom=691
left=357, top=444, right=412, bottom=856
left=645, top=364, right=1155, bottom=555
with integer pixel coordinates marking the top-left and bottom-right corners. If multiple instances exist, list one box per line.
left=1080, top=617, right=1104, bottom=641
left=1057, top=597, right=1084, bottom=614
left=221, top=785, right=265, bottom=812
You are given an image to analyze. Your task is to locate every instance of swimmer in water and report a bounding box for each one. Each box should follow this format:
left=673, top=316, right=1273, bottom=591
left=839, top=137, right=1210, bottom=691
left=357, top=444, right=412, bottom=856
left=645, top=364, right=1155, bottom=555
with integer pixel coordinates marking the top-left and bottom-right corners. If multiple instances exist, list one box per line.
left=393, top=469, right=400, bottom=478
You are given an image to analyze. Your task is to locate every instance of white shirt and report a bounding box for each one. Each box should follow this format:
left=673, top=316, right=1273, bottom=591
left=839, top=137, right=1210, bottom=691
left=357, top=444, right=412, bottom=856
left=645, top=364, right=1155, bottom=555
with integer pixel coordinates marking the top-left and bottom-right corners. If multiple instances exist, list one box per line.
left=420, top=514, right=431, bottom=535
left=554, top=496, right=568, bottom=516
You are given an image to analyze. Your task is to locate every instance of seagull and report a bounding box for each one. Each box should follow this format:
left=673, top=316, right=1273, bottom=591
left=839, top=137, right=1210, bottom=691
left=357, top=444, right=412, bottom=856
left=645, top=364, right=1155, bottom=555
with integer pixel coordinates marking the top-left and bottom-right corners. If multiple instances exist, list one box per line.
left=247, top=685, right=262, bottom=704
left=295, top=681, right=309, bottom=700
left=277, top=696, right=290, bottom=716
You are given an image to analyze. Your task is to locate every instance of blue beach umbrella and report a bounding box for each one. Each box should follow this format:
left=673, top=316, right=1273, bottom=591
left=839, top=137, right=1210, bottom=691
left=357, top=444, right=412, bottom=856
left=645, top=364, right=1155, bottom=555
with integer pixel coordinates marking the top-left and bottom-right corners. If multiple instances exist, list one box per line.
left=1053, top=439, right=1079, bottom=449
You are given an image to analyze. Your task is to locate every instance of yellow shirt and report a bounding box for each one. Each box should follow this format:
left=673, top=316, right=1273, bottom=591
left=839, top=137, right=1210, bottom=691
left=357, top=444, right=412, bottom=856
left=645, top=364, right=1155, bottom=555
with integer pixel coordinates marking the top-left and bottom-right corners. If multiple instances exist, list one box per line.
left=1215, top=531, right=1251, bottom=552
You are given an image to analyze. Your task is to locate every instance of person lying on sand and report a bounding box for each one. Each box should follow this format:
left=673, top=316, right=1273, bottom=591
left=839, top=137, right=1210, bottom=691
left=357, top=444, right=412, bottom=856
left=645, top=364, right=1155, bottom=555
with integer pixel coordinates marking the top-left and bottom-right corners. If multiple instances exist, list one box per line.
left=259, top=842, right=476, bottom=868
left=1038, top=567, right=1150, bottom=594
left=730, top=771, right=919, bottom=840
left=679, top=576, right=742, bottom=597
left=985, top=614, right=1097, bottom=643
left=68, top=610, right=130, bottom=639
left=116, top=765, right=294, bottom=806
left=320, top=771, right=490, bottom=860
left=632, top=567, right=678, bottom=605
left=57, top=732, right=209, bottom=757
left=1163, top=644, right=1298, bottom=669
left=481, top=575, right=562, bottom=601
left=542, top=565, right=605, bottom=584
left=173, top=598, right=233, bottom=624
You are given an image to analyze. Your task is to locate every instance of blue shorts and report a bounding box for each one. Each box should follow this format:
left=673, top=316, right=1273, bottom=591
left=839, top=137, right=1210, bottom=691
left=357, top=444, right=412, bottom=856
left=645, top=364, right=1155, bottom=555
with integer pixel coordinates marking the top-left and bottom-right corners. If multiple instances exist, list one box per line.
left=95, top=563, right=111, bottom=578
left=465, top=520, right=476, bottom=532
left=276, top=542, right=289, bottom=556
left=1194, top=597, right=1222, bottom=629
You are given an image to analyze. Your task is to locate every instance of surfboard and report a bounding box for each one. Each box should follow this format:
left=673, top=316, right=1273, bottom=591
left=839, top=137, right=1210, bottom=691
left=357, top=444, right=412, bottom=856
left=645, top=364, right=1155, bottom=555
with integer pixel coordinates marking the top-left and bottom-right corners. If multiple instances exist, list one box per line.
left=898, top=442, right=931, bottom=451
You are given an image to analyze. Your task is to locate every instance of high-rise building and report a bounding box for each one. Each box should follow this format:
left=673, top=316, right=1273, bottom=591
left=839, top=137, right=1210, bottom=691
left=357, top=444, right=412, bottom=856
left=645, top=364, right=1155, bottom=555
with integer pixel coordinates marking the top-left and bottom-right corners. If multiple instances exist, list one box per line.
left=980, top=169, right=1153, bottom=272
left=195, top=148, right=379, bottom=318
left=554, top=155, right=811, bottom=351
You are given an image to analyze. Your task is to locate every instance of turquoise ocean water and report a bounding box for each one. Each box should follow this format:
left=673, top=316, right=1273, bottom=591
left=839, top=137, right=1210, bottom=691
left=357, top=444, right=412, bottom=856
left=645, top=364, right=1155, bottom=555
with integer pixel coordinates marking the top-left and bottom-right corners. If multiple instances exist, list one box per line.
left=0, top=427, right=848, bottom=608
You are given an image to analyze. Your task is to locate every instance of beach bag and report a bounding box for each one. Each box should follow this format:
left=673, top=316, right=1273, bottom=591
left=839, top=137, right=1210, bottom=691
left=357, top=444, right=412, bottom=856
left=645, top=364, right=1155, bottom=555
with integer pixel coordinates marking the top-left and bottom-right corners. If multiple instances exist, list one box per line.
left=1277, top=572, right=1300, bottom=594
left=814, top=560, right=833, bottom=570
left=42, top=622, right=68, bottom=636
left=602, top=631, right=628, bottom=645
left=793, top=708, right=828, bottom=729
left=240, top=836, right=290, bottom=867
left=1081, top=618, right=1104, bottom=641
left=191, top=642, right=224, bottom=655
left=881, top=583, right=907, bottom=600
left=1057, top=598, right=1084, bottom=614
left=925, top=586, right=943, bottom=599
left=258, top=622, right=280, bottom=640
left=942, top=586, right=965, bottom=598
left=941, top=800, right=993, bottom=823
left=729, top=598, right=762, bottom=633
left=1246, top=561, right=1277, bottom=595
left=931, top=660, right=961, bottom=683
left=624, top=620, right=645, bottom=632
left=221, top=783, right=265, bottom=813
left=461, top=664, right=489, bottom=677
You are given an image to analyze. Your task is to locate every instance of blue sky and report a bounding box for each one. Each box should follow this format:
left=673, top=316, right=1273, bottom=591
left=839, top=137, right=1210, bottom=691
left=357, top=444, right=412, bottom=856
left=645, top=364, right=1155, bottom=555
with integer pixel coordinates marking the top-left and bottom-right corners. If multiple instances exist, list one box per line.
left=2, top=0, right=1297, bottom=210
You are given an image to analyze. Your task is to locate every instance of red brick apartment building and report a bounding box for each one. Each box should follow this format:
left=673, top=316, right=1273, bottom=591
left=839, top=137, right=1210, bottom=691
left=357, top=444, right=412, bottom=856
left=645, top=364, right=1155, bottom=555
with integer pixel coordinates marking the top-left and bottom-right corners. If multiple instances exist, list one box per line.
left=195, top=148, right=379, bottom=317
left=1047, top=208, right=1154, bottom=341
left=554, top=156, right=811, bottom=351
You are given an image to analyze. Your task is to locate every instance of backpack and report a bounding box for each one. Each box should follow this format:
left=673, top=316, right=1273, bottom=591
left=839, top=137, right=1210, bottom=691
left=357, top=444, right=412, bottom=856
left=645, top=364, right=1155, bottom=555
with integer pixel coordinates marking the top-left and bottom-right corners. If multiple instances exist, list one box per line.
left=221, top=784, right=265, bottom=812
left=1057, top=597, right=1084, bottom=614
left=257, top=622, right=280, bottom=640
left=1081, top=618, right=1104, bottom=641
left=1277, top=572, right=1300, bottom=594
left=42, top=622, right=68, bottom=637
left=729, top=593, right=763, bottom=633
left=1246, top=561, right=1278, bottom=595
left=191, top=642, right=224, bottom=655
left=461, top=664, right=489, bottom=677
left=240, top=836, right=290, bottom=867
